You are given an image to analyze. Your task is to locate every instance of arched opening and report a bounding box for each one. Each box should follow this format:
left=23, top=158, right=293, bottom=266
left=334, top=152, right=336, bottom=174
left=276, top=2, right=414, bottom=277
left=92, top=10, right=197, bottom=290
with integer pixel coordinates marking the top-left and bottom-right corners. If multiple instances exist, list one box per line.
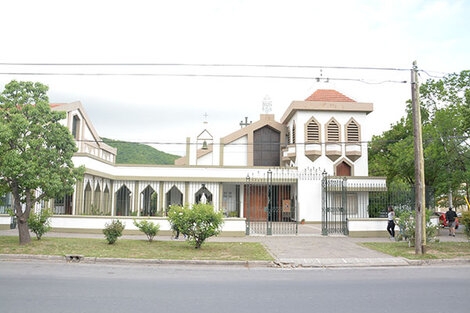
left=116, top=185, right=131, bottom=216
left=166, top=185, right=183, bottom=209
left=94, top=183, right=101, bottom=214
left=141, top=185, right=157, bottom=216
left=84, top=182, right=92, bottom=214
left=72, top=115, right=80, bottom=140
left=103, top=185, right=110, bottom=215
left=195, top=185, right=213, bottom=204
left=336, top=161, right=352, bottom=176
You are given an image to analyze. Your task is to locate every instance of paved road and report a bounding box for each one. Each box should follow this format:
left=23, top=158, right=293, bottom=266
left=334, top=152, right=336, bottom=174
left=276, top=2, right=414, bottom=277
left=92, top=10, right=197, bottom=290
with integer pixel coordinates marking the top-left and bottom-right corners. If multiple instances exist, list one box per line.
left=1, top=261, right=469, bottom=313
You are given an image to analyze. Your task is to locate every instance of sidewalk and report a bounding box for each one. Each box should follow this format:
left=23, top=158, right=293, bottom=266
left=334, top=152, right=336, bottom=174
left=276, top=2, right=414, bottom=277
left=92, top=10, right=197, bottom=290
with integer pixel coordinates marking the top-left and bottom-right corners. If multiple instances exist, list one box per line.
left=1, top=226, right=469, bottom=268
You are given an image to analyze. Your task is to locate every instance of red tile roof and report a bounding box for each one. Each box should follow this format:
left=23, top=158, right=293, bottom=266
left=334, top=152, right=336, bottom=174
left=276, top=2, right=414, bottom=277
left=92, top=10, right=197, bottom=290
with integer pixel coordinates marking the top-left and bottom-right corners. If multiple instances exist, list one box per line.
left=305, top=89, right=356, bottom=102
left=50, top=103, right=67, bottom=108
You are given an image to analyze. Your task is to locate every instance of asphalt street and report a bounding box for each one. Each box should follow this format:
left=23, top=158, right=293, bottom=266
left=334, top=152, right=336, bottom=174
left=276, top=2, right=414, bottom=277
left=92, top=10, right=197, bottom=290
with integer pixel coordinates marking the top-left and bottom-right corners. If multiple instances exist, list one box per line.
left=1, top=261, right=469, bottom=313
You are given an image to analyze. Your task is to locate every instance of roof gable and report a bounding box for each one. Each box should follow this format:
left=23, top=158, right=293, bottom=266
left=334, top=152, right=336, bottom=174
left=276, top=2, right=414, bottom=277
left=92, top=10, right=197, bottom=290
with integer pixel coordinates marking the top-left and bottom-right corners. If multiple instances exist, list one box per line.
left=305, top=89, right=356, bottom=102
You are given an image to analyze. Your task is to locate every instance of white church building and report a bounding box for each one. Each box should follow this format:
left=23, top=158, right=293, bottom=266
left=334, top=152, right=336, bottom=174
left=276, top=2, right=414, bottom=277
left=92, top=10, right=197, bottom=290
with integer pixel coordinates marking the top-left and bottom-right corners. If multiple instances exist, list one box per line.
left=1, top=89, right=388, bottom=236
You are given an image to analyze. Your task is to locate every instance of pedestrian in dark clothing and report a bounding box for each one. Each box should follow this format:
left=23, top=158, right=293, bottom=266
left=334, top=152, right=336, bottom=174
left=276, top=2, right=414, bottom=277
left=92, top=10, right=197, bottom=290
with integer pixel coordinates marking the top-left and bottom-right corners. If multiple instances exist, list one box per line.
left=445, top=207, right=458, bottom=237
left=387, top=206, right=395, bottom=240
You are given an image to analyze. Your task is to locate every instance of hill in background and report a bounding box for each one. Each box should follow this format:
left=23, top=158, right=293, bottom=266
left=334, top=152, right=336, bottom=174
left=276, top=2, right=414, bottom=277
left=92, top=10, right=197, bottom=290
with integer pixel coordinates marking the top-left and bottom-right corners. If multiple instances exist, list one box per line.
left=102, top=138, right=180, bottom=165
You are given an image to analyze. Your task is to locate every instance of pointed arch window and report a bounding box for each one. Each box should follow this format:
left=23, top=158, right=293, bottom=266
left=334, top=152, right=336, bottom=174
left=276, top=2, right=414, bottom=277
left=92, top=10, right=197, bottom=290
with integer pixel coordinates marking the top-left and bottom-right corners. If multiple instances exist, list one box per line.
left=116, top=185, right=131, bottom=216
left=72, top=115, right=80, bottom=140
left=326, top=119, right=340, bottom=143
left=195, top=185, right=213, bottom=204
left=166, top=185, right=183, bottom=209
left=94, top=183, right=101, bottom=214
left=141, top=185, right=157, bottom=216
left=346, top=119, right=360, bottom=142
left=305, top=117, right=320, bottom=143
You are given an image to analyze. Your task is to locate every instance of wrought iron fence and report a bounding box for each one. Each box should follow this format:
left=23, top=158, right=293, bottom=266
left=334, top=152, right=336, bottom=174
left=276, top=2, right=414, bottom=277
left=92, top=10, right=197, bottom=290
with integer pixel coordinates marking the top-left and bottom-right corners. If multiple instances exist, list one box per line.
left=322, top=176, right=436, bottom=235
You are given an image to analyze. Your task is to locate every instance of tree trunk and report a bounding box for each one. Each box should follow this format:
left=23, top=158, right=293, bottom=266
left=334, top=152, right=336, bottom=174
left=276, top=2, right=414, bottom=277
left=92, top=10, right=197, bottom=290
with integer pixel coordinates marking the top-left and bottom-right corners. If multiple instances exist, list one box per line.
left=18, top=215, right=31, bottom=245
left=449, top=190, right=453, bottom=208
left=13, top=187, right=32, bottom=245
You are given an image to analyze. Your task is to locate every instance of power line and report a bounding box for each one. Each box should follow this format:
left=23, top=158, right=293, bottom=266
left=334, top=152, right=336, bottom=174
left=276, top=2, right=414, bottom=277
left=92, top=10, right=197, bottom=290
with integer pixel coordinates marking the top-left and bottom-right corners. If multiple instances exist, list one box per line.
left=83, top=134, right=470, bottom=146
left=0, top=62, right=412, bottom=71
left=0, top=72, right=408, bottom=84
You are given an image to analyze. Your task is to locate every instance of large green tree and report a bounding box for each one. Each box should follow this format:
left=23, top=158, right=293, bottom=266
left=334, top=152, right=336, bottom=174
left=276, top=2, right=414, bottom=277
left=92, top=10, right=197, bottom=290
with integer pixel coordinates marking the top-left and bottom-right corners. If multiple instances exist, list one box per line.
left=0, top=81, right=83, bottom=245
left=369, top=71, right=470, bottom=206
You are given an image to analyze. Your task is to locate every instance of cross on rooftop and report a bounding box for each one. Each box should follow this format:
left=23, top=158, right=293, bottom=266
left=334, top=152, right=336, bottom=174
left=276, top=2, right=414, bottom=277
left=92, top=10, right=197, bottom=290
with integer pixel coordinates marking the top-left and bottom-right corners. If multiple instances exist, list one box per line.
left=240, top=117, right=252, bottom=128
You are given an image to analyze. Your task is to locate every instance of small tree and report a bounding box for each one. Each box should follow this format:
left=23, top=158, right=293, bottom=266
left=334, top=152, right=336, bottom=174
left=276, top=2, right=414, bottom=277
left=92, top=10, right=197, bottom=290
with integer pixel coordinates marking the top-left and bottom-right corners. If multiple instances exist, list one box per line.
left=103, top=220, right=125, bottom=244
left=167, top=205, right=186, bottom=238
left=0, top=80, right=84, bottom=245
left=168, top=203, right=224, bottom=249
left=461, top=211, right=470, bottom=240
left=27, top=209, right=53, bottom=240
left=133, top=220, right=160, bottom=242
left=396, top=209, right=438, bottom=245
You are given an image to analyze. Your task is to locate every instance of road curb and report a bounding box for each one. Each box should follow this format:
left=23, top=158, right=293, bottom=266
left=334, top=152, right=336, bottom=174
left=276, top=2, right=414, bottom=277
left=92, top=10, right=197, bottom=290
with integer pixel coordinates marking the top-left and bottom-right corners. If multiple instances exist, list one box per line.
left=405, top=258, right=470, bottom=266
left=2, top=254, right=470, bottom=268
left=0, top=254, right=274, bottom=268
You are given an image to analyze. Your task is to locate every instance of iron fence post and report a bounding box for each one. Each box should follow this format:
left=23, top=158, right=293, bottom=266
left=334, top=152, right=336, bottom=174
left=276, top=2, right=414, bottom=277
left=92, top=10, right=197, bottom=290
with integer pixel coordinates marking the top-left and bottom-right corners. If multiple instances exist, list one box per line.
left=245, top=175, right=250, bottom=235
left=266, top=170, right=272, bottom=236
left=322, top=170, right=328, bottom=236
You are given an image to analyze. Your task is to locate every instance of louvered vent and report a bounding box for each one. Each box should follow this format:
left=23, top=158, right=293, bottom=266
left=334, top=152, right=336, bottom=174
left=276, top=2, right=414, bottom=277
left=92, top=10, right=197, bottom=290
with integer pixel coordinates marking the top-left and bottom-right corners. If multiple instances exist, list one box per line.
left=347, top=121, right=359, bottom=142
left=307, top=121, right=320, bottom=143
left=327, top=121, right=340, bottom=142
left=292, top=123, right=296, bottom=144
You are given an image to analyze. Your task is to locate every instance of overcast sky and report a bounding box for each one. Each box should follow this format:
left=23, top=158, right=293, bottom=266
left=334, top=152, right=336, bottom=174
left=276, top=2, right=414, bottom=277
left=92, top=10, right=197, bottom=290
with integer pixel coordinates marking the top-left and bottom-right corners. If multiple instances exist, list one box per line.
left=1, top=0, right=469, bottom=156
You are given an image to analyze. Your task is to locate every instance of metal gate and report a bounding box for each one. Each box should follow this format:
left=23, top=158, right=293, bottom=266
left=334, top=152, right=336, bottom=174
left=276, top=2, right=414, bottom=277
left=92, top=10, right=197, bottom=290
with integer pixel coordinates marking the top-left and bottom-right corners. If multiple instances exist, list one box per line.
left=245, top=169, right=298, bottom=235
left=322, top=176, right=348, bottom=235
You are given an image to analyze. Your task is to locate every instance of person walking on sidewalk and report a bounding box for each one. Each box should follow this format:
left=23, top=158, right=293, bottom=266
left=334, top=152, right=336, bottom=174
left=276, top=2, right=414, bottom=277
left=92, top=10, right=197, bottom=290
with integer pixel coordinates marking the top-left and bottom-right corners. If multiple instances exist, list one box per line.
left=445, top=207, right=458, bottom=237
left=387, top=206, right=395, bottom=240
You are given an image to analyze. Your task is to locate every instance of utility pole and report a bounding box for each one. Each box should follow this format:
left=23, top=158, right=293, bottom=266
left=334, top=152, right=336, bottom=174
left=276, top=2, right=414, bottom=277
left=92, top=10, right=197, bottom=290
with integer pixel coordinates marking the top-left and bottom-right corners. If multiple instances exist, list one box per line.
left=411, top=60, right=426, bottom=254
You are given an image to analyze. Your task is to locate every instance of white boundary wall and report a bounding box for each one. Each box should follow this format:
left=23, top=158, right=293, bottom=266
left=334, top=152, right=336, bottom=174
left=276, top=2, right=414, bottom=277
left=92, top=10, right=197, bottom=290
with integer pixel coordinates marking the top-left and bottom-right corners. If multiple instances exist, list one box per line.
left=49, top=216, right=245, bottom=233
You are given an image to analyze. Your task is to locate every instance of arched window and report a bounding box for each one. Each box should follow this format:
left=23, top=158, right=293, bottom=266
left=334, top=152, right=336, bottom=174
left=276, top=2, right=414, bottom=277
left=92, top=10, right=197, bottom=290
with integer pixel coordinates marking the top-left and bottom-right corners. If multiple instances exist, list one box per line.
left=195, top=185, right=213, bottom=204
left=103, top=185, right=110, bottom=215
left=166, top=185, right=183, bottom=209
left=346, top=119, right=360, bottom=142
left=94, top=183, right=101, bottom=214
left=72, top=115, right=80, bottom=140
left=84, top=182, right=92, bottom=214
left=141, top=185, right=157, bottom=216
left=116, top=185, right=131, bottom=216
left=326, top=119, right=340, bottom=143
left=305, top=117, right=320, bottom=143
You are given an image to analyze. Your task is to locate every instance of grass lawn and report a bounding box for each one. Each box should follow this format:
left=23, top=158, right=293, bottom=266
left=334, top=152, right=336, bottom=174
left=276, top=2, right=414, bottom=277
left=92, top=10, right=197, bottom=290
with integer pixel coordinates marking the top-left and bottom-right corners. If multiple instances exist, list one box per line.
left=0, top=236, right=273, bottom=261
left=360, top=241, right=470, bottom=260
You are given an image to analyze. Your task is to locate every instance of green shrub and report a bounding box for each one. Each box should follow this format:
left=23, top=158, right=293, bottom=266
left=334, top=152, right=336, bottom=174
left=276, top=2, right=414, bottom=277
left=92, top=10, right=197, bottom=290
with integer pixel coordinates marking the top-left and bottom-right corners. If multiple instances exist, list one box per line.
left=27, top=209, right=52, bottom=240
left=133, top=220, right=160, bottom=242
left=168, top=203, right=224, bottom=249
left=461, top=211, right=470, bottom=240
left=396, top=209, right=438, bottom=246
left=167, top=205, right=186, bottom=237
left=103, top=220, right=125, bottom=244
left=228, top=211, right=239, bottom=217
